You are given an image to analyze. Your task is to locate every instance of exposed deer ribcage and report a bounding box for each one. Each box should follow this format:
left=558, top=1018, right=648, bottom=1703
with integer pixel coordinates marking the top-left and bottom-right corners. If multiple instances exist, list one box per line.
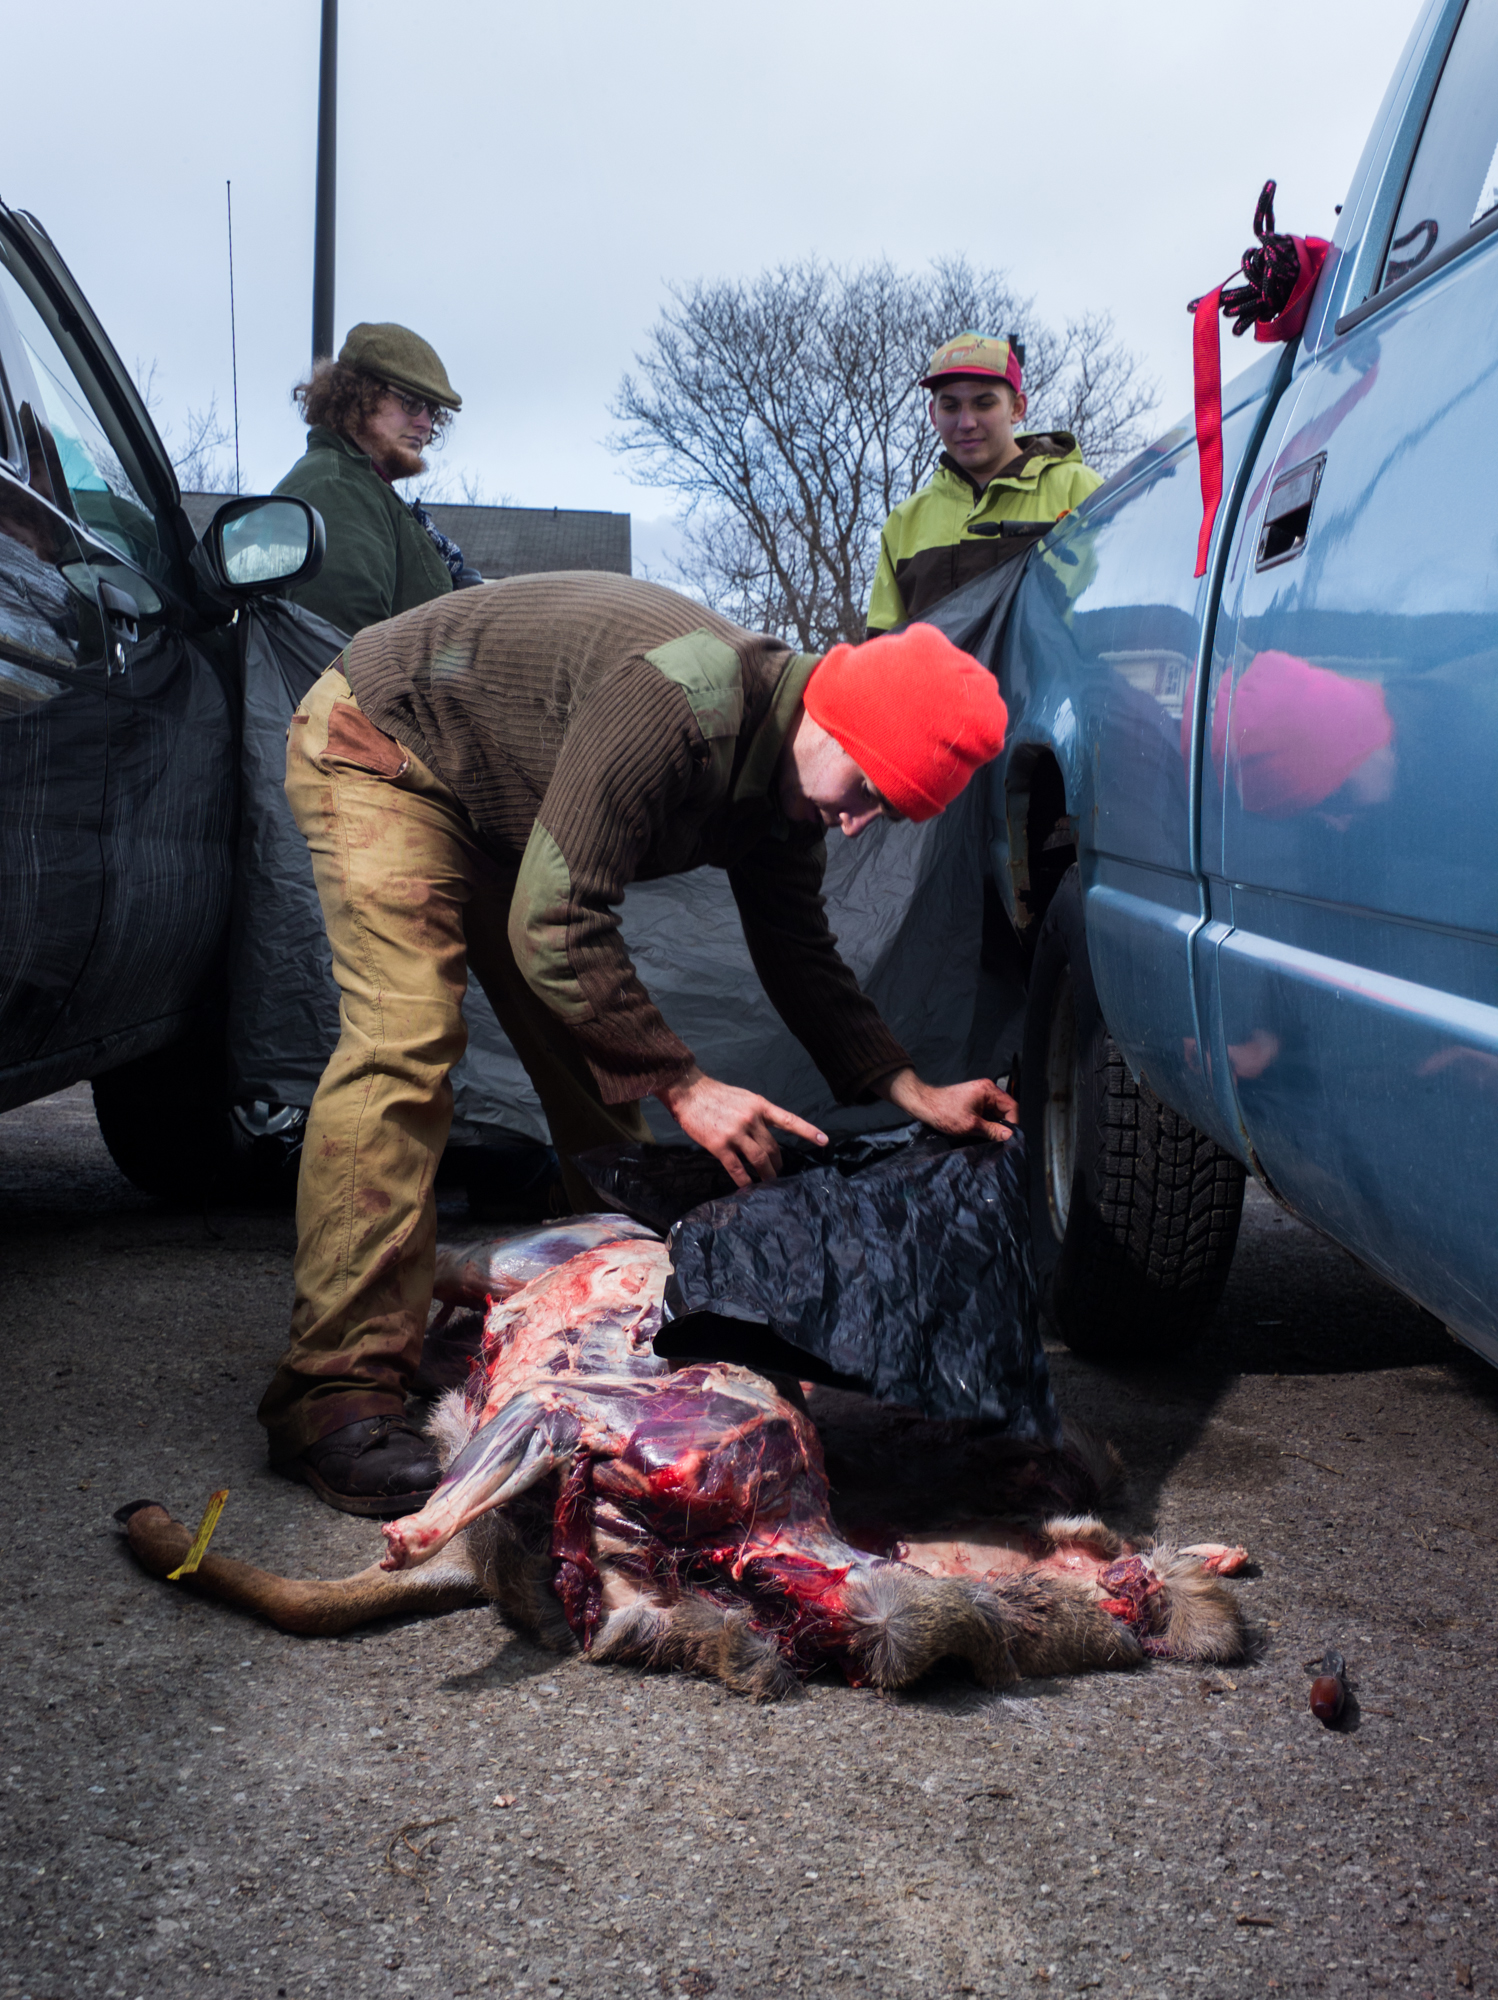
left=433, top=1216, right=659, bottom=1309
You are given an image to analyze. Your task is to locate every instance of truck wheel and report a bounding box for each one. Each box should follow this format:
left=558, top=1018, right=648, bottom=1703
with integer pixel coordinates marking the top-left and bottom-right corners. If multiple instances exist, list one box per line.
left=1019, top=866, right=1246, bottom=1362
left=92, top=1026, right=237, bottom=1203
left=227, top=1100, right=306, bottom=1207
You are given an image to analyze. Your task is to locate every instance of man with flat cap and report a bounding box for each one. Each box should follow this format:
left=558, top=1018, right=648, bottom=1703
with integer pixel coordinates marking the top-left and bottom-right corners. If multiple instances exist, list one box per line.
left=258, top=576, right=1015, bottom=1517
left=276, top=321, right=479, bottom=638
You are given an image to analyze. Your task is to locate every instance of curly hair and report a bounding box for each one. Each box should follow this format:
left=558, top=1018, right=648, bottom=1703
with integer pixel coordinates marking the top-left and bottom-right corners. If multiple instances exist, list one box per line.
left=292, top=360, right=452, bottom=442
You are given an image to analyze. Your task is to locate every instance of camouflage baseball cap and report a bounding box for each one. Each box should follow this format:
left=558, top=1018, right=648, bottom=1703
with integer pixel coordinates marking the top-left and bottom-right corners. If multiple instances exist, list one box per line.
left=919, top=331, right=1023, bottom=394
left=337, top=322, right=462, bottom=411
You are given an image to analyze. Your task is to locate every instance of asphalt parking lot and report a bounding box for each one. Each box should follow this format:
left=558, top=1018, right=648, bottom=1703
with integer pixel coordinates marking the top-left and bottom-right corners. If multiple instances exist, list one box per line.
left=2, top=1085, right=1496, bottom=2000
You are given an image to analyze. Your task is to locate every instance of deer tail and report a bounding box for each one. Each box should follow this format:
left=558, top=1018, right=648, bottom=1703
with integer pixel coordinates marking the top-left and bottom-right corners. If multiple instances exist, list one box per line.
left=1145, top=1544, right=1249, bottom=1663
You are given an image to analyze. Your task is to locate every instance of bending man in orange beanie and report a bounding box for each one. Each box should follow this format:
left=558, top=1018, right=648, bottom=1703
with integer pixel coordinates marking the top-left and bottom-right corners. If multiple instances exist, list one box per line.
left=261, top=575, right=1012, bottom=1516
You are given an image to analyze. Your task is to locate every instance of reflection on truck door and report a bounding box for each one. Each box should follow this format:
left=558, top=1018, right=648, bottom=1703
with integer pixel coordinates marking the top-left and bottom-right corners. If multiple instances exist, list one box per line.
left=1201, top=0, right=1498, bottom=1352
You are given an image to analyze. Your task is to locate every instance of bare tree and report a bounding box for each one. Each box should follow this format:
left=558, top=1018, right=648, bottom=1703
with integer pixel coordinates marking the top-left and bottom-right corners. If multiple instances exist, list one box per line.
left=169, top=399, right=237, bottom=493
left=400, top=466, right=515, bottom=507
left=134, top=361, right=238, bottom=493
left=611, top=257, right=1158, bottom=651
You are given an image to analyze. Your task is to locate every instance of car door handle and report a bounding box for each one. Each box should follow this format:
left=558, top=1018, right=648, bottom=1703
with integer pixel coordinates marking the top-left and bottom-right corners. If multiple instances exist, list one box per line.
left=97, top=579, right=139, bottom=671
left=1255, top=452, right=1326, bottom=570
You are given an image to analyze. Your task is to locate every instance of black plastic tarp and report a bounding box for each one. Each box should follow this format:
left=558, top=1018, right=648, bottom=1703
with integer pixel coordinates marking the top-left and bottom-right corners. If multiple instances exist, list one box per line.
left=227, top=597, right=343, bottom=1107
left=226, top=555, right=1034, bottom=1141
left=573, top=1125, right=922, bottom=1234
left=661, top=1129, right=1058, bottom=1438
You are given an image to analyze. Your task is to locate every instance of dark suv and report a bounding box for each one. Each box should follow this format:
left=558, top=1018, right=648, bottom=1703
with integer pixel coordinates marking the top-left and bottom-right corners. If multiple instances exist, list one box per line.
left=0, top=199, right=326, bottom=1192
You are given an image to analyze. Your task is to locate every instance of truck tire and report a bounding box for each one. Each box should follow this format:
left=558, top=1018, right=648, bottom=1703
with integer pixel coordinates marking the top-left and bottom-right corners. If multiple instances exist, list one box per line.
left=1019, top=866, right=1246, bottom=1362
left=92, top=1025, right=237, bottom=1203
left=226, top=1100, right=306, bottom=1207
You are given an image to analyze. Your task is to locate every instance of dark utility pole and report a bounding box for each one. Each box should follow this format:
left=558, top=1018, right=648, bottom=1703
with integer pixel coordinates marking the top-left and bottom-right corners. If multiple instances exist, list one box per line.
left=311, top=0, right=338, bottom=364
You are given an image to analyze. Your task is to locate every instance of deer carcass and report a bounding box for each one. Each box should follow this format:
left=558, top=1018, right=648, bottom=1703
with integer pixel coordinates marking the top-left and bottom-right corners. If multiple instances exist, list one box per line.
left=121, top=1223, right=1248, bottom=1698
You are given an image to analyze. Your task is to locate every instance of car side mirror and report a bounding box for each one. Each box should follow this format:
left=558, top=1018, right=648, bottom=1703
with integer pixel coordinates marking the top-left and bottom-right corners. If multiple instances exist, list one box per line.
left=194, top=495, right=325, bottom=598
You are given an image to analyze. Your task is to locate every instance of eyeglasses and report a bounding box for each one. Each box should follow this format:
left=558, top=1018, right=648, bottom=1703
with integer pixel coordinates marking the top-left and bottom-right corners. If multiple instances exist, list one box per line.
left=381, top=385, right=445, bottom=423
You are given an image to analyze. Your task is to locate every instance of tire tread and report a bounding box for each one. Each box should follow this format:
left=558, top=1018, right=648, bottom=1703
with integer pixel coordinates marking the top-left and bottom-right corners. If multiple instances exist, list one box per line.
left=1057, top=1039, right=1245, bottom=1356
left=1020, top=865, right=1246, bottom=1364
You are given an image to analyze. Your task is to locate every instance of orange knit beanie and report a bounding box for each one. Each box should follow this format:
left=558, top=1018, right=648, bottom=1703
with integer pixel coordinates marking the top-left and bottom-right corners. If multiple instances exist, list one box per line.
left=803, top=624, right=1008, bottom=822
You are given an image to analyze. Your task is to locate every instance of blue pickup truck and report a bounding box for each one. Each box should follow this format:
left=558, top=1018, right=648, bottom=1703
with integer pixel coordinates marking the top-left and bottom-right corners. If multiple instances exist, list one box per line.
left=989, top=0, right=1498, bottom=1367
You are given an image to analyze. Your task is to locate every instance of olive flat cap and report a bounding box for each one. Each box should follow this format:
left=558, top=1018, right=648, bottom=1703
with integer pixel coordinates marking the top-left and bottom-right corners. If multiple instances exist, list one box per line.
left=337, top=322, right=461, bottom=411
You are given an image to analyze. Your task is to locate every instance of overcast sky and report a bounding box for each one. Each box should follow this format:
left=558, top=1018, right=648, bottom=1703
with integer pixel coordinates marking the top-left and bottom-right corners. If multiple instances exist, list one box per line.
left=5, top=0, right=1427, bottom=560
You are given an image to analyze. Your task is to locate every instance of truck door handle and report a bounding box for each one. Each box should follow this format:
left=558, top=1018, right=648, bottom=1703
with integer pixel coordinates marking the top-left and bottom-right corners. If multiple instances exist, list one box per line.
left=1255, top=452, right=1326, bottom=569
left=97, top=578, right=139, bottom=671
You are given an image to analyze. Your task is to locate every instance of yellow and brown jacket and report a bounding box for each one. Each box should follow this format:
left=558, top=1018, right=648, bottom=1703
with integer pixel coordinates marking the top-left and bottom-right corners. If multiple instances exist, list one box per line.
left=866, top=433, right=1103, bottom=635
left=342, top=573, right=910, bottom=1106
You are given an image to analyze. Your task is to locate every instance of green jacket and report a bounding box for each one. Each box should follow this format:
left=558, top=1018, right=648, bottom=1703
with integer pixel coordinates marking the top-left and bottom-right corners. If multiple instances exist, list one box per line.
left=866, top=434, right=1103, bottom=635
left=274, top=425, right=452, bottom=637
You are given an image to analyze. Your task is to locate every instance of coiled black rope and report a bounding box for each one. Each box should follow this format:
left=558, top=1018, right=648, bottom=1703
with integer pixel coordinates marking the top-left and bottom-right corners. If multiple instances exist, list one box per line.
left=1191, top=180, right=1307, bottom=335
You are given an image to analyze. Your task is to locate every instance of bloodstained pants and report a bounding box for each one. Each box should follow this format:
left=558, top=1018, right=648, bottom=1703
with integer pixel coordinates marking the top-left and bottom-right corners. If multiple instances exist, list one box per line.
left=257, top=667, right=651, bottom=1456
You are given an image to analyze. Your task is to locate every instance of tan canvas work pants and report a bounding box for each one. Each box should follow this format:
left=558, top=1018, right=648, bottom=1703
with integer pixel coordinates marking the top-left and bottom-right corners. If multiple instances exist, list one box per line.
left=257, top=666, right=651, bottom=1457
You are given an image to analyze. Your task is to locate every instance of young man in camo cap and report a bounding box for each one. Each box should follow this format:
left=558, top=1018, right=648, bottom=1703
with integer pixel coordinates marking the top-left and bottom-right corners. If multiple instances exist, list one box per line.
left=866, top=332, right=1103, bottom=636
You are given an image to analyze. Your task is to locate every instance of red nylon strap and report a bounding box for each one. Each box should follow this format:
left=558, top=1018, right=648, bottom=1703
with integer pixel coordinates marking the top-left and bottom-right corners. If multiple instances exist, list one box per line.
left=1190, top=231, right=1329, bottom=578
left=1192, top=284, right=1225, bottom=579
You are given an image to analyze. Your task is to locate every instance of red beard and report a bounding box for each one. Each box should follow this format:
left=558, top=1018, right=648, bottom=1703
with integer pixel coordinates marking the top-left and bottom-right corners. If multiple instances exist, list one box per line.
left=376, top=441, right=427, bottom=480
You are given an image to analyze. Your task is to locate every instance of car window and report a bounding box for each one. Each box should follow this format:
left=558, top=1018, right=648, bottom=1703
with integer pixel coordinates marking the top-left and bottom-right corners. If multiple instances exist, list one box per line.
left=0, top=243, right=161, bottom=573
left=1381, top=0, right=1498, bottom=289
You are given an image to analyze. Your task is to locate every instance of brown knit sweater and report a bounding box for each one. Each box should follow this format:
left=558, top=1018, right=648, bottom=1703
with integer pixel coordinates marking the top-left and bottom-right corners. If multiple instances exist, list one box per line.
left=342, top=573, right=911, bottom=1105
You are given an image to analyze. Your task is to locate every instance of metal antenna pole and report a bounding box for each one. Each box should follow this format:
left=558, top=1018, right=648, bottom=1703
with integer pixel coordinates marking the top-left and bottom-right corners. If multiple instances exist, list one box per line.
left=226, top=180, right=241, bottom=495
left=311, top=0, right=338, bottom=364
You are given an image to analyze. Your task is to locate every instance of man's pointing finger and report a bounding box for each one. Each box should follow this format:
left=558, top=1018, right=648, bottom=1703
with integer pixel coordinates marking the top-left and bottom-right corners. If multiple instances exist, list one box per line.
left=763, top=1106, right=828, bottom=1147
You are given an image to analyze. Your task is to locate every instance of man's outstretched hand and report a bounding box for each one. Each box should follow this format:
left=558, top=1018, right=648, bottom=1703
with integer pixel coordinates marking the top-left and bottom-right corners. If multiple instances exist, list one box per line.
left=878, top=1067, right=1017, bottom=1143
left=655, top=1065, right=828, bottom=1188
left=655, top=1063, right=1014, bottom=1187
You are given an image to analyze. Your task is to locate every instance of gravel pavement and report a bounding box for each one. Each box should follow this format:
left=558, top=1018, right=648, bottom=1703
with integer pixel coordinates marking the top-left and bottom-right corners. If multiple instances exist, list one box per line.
left=3, top=1085, right=1496, bottom=2000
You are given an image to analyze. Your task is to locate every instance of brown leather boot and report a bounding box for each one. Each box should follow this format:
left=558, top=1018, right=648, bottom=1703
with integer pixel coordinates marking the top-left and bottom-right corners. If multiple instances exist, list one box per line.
left=290, top=1417, right=439, bottom=1518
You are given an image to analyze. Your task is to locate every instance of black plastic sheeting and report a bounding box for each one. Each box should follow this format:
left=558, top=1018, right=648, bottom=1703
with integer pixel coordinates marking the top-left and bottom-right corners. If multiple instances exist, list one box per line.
left=660, top=1129, right=1059, bottom=1440
left=227, top=552, right=1035, bottom=1140
left=226, top=597, right=344, bottom=1107
left=573, top=1125, right=920, bottom=1234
